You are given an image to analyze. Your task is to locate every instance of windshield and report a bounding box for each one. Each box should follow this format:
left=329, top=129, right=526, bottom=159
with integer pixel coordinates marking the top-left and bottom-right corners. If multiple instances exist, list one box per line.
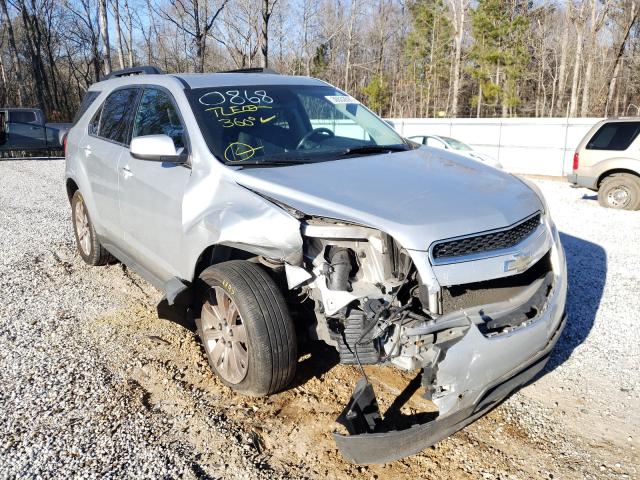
left=187, top=84, right=407, bottom=165
left=440, top=136, right=472, bottom=151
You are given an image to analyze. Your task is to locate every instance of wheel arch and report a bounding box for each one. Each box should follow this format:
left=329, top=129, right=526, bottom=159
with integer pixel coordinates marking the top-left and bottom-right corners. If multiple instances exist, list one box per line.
left=597, top=168, right=640, bottom=188
left=191, top=244, right=258, bottom=282
left=66, top=177, right=79, bottom=203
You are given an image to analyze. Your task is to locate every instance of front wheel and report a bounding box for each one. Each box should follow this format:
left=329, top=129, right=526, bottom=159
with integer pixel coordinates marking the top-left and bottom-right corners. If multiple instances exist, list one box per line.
left=598, top=173, right=640, bottom=210
left=196, top=260, right=297, bottom=396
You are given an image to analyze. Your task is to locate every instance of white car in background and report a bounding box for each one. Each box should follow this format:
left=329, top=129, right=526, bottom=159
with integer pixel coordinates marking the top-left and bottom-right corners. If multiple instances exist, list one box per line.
left=409, top=134, right=502, bottom=169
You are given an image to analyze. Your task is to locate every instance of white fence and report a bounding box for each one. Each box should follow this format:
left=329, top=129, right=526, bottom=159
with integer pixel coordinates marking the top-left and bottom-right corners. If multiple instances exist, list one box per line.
left=387, top=117, right=603, bottom=176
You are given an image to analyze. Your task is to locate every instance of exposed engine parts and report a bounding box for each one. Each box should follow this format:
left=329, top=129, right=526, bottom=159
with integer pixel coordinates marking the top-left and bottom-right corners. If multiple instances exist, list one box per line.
left=324, top=247, right=355, bottom=292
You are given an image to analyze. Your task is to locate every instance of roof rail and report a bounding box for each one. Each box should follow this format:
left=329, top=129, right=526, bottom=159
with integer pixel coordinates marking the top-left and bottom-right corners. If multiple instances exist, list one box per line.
left=217, top=67, right=280, bottom=75
left=104, top=66, right=165, bottom=80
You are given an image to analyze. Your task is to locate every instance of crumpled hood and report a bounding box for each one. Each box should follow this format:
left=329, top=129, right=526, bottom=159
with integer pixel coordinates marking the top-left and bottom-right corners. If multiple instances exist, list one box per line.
left=231, top=147, right=542, bottom=251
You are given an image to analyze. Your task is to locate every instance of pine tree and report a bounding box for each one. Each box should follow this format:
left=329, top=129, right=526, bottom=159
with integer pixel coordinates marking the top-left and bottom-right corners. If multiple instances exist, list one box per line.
left=469, top=0, right=530, bottom=117
left=405, top=0, right=453, bottom=117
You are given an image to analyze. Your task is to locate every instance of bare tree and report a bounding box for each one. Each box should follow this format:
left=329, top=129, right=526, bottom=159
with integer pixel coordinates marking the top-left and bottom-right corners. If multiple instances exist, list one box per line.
left=123, top=0, right=134, bottom=67
left=568, top=1, right=588, bottom=117
left=605, top=0, right=639, bottom=116
left=157, top=0, right=229, bottom=73
left=111, top=0, right=125, bottom=69
left=447, top=0, right=467, bottom=117
left=260, top=0, right=278, bottom=68
left=553, top=6, right=570, bottom=115
left=98, top=0, right=111, bottom=75
left=580, top=0, right=612, bottom=116
left=0, top=0, right=25, bottom=105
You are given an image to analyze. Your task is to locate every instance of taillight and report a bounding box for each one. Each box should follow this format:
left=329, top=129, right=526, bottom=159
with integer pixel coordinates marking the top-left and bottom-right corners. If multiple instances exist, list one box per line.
left=572, top=151, right=579, bottom=171
left=63, top=135, right=68, bottom=156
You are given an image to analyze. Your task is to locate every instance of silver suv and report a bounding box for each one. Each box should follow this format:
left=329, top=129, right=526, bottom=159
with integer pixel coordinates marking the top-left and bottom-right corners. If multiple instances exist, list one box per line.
left=65, top=67, right=567, bottom=464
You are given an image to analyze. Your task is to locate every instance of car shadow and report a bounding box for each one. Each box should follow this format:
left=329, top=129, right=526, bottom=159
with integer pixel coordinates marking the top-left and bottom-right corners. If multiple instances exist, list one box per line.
left=544, top=231, right=606, bottom=373
left=290, top=340, right=340, bottom=388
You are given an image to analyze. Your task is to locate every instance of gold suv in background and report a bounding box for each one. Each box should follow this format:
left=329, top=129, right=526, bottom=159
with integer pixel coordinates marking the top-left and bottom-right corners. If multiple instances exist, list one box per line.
left=569, top=118, right=640, bottom=210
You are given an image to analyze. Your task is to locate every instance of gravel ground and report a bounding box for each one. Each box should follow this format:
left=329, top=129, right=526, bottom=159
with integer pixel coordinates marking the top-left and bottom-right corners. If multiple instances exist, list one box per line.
left=0, top=159, right=638, bottom=479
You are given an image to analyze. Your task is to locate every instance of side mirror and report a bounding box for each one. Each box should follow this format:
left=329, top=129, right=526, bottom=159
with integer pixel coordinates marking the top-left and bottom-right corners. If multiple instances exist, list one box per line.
left=130, top=134, right=185, bottom=163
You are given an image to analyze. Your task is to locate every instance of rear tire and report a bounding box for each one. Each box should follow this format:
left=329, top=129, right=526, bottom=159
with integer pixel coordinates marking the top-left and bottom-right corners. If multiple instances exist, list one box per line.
left=71, top=191, right=115, bottom=265
left=196, top=260, right=297, bottom=396
left=598, top=173, right=640, bottom=210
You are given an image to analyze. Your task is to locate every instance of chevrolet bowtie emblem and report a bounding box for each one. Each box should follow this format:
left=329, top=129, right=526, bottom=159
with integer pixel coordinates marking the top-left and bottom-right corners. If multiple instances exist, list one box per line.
left=504, top=252, right=533, bottom=273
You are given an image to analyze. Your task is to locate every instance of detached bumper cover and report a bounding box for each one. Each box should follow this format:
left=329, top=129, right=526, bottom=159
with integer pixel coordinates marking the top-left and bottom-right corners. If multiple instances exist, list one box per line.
left=333, top=312, right=565, bottom=464
left=334, top=242, right=567, bottom=464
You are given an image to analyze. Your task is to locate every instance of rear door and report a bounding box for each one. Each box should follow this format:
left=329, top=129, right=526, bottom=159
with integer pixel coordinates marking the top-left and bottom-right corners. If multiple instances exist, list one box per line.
left=83, top=87, right=140, bottom=240
left=117, top=87, right=191, bottom=282
left=7, top=110, right=46, bottom=150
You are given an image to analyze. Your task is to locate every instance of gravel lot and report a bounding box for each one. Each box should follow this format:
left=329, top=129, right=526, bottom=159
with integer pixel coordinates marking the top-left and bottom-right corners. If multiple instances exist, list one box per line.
left=0, top=159, right=638, bottom=479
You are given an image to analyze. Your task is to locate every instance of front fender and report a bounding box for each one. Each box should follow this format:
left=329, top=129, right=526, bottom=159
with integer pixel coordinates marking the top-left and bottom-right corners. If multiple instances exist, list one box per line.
left=182, top=179, right=303, bottom=281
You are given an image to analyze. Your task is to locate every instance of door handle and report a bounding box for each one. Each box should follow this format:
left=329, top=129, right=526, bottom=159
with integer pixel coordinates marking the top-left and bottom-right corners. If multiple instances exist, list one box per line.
left=121, top=165, right=133, bottom=179
left=83, top=145, right=92, bottom=156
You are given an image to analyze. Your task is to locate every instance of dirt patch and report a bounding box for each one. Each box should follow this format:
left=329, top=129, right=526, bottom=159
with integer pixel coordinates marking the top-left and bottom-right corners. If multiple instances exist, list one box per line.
left=85, top=300, right=627, bottom=479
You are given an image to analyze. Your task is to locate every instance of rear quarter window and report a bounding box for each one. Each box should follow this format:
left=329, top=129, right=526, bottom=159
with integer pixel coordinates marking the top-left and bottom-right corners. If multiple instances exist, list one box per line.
left=586, top=122, right=640, bottom=151
left=72, top=91, right=101, bottom=125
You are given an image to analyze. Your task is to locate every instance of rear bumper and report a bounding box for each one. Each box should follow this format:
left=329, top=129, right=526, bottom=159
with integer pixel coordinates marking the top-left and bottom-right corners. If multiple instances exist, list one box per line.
left=567, top=172, right=597, bottom=189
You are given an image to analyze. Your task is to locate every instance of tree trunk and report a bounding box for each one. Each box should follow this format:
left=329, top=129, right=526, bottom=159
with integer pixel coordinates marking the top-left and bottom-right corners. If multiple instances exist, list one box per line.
left=98, top=0, right=111, bottom=75
left=344, top=0, right=358, bottom=91
left=0, top=0, right=26, bottom=106
left=123, top=0, right=134, bottom=67
left=195, top=34, right=205, bottom=73
left=112, top=0, right=125, bottom=69
left=605, top=3, right=637, bottom=117
left=261, top=0, right=274, bottom=68
left=448, top=0, right=465, bottom=118
left=568, top=27, right=584, bottom=117
left=554, top=8, right=570, bottom=116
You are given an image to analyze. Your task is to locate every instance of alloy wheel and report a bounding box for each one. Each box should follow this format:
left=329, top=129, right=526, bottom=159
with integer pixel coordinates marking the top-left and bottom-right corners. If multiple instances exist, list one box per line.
left=200, top=287, right=249, bottom=384
left=74, top=199, right=91, bottom=256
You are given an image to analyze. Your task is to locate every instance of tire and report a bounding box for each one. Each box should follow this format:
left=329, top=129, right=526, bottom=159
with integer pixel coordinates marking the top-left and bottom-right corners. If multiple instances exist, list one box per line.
left=598, top=173, right=640, bottom=210
left=196, top=260, right=297, bottom=396
left=71, top=191, right=114, bottom=265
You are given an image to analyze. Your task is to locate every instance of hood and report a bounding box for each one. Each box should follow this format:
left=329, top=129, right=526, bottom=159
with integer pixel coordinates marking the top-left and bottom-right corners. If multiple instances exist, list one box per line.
left=459, top=150, right=502, bottom=169
left=231, top=147, right=542, bottom=251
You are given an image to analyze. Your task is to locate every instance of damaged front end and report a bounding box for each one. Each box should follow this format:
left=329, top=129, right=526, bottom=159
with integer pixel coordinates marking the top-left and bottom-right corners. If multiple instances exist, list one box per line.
left=288, top=212, right=566, bottom=464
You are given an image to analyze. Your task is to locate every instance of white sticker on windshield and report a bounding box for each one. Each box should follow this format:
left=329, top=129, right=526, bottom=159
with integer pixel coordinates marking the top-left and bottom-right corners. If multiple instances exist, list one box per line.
left=325, top=95, right=359, bottom=104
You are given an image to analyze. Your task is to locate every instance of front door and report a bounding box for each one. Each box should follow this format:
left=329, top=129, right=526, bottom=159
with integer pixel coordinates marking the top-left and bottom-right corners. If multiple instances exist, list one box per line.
left=118, top=87, right=191, bottom=283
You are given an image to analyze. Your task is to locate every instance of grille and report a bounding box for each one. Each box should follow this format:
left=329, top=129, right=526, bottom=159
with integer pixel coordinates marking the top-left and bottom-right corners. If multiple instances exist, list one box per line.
left=432, top=213, right=541, bottom=260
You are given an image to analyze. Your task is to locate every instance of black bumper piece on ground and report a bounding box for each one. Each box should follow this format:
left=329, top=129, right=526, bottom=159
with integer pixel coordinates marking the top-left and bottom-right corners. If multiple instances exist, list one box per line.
left=333, top=312, right=567, bottom=464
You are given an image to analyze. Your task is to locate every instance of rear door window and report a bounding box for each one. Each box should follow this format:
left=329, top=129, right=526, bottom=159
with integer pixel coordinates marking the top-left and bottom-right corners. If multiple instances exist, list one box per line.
left=10, top=111, right=37, bottom=124
left=98, top=88, right=140, bottom=145
left=586, top=122, right=640, bottom=151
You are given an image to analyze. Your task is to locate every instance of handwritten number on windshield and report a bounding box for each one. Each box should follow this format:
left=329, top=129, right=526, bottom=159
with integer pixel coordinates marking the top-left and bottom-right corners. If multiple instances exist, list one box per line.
left=199, top=90, right=273, bottom=106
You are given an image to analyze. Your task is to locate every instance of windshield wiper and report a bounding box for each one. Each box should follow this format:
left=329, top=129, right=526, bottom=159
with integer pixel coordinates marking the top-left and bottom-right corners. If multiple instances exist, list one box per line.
left=339, top=144, right=410, bottom=156
left=228, top=158, right=313, bottom=168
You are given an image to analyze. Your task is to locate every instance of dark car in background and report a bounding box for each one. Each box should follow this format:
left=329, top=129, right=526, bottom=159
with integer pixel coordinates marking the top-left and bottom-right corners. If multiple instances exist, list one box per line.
left=0, top=107, right=71, bottom=157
